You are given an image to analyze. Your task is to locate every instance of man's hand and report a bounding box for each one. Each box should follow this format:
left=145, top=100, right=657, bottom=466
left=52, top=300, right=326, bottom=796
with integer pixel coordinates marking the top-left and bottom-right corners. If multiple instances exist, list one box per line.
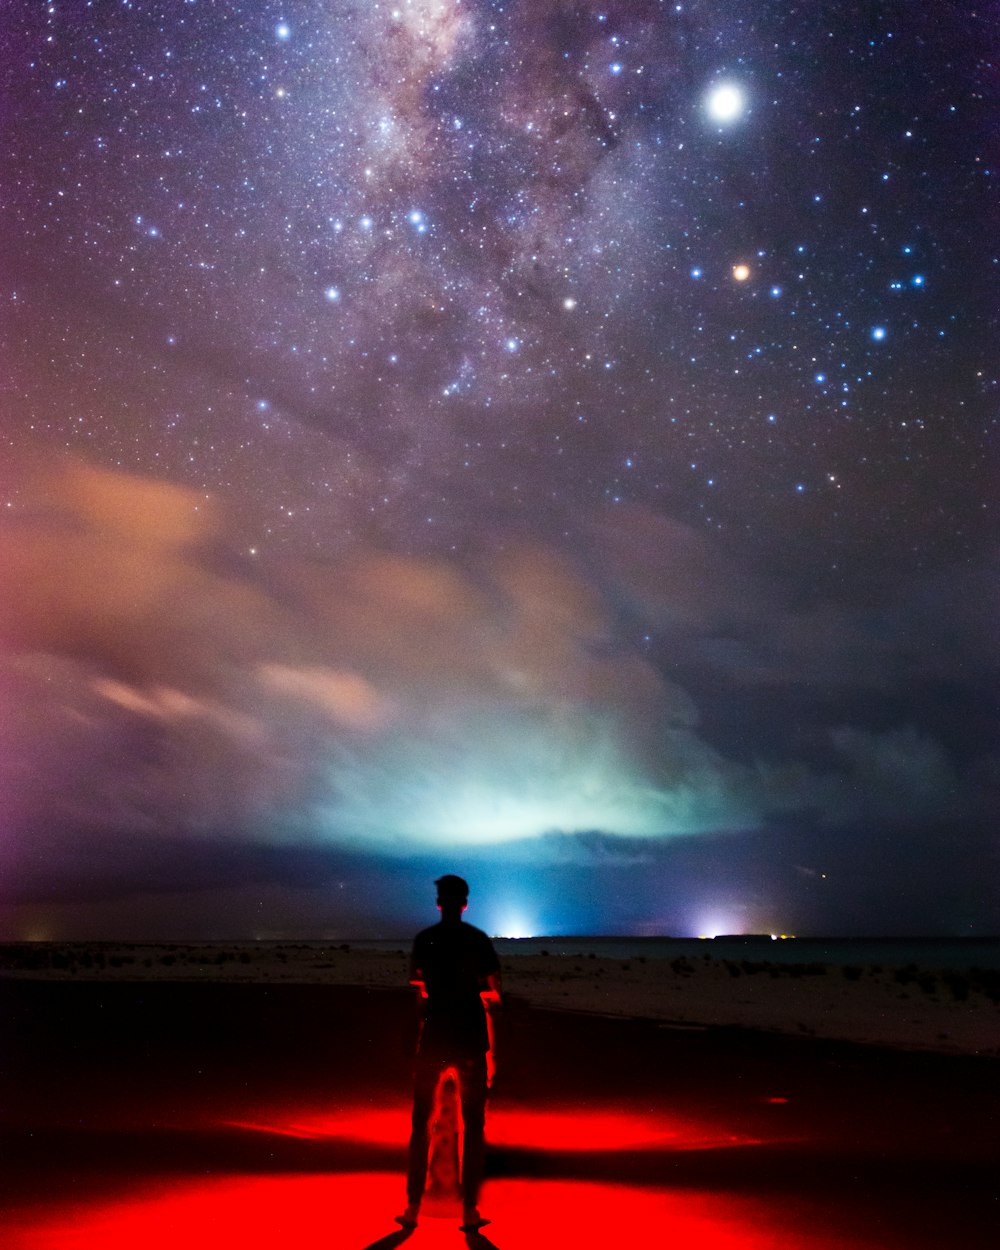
left=480, top=969, right=502, bottom=1004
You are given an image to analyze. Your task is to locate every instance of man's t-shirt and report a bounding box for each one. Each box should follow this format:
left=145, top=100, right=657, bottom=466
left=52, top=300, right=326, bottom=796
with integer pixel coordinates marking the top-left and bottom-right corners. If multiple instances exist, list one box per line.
left=411, top=920, right=500, bottom=1059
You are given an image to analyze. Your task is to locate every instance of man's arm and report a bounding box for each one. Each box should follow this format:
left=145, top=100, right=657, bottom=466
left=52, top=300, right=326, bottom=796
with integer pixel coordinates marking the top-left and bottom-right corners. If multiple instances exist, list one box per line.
left=480, top=967, right=502, bottom=1004
left=408, top=950, right=427, bottom=997
left=482, top=967, right=503, bottom=1087
left=476, top=931, right=502, bottom=1002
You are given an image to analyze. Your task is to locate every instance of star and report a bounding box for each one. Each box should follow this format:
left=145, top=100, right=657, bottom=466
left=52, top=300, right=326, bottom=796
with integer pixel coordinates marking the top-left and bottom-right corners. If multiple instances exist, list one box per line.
left=705, top=82, right=745, bottom=124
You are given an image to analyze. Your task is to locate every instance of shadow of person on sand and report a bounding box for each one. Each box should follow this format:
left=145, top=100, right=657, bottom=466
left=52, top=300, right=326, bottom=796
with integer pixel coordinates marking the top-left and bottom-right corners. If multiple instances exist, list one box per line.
left=358, top=1227, right=503, bottom=1249
left=359, top=1230, right=414, bottom=1250
left=465, top=1231, right=502, bottom=1250
left=358, top=1224, right=504, bottom=1249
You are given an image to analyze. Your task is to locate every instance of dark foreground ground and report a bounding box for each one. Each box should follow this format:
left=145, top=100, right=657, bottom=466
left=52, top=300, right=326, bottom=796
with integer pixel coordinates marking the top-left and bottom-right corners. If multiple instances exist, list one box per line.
left=0, top=980, right=996, bottom=1249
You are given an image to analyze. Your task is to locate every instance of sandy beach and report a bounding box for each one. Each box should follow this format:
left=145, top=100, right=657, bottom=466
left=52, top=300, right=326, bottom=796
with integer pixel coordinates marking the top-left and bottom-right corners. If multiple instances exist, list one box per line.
left=1, top=942, right=997, bottom=1249
left=2, top=940, right=997, bottom=1055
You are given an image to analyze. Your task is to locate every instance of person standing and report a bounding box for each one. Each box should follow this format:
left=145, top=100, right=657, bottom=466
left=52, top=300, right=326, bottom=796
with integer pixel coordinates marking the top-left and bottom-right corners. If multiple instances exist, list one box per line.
left=397, top=874, right=501, bottom=1232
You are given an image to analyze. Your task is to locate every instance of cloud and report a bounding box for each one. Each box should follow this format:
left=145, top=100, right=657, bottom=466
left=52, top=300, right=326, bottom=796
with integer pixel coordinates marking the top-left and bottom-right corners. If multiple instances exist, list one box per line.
left=827, top=724, right=965, bottom=823
left=93, top=677, right=264, bottom=742
left=46, top=460, right=214, bottom=548
left=258, top=663, right=391, bottom=732
left=1, top=459, right=993, bottom=915
left=0, top=458, right=288, bottom=687
left=590, top=505, right=1000, bottom=694
left=589, top=507, right=762, bottom=633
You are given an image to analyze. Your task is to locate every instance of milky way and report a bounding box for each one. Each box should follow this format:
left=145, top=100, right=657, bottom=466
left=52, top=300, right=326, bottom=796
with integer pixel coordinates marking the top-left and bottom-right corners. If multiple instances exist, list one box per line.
left=1, top=2, right=996, bottom=938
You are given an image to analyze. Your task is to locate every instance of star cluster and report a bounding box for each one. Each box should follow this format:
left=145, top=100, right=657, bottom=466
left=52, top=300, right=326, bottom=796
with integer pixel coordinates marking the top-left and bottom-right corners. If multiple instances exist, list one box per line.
left=4, top=1, right=994, bottom=558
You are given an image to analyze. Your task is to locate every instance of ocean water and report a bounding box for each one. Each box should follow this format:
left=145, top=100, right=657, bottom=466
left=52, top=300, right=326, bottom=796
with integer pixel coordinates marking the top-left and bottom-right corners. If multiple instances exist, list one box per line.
left=353, top=935, right=1000, bottom=971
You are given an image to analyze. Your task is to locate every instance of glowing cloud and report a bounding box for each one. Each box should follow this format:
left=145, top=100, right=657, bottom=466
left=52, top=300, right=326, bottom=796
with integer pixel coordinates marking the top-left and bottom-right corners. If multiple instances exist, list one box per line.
left=257, top=663, right=391, bottom=732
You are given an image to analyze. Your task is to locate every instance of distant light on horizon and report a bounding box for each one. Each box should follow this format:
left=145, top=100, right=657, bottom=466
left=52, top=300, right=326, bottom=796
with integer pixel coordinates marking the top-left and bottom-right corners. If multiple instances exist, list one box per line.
left=492, top=915, right=537, bottom=939
left=692, top=908, right=750, bottom=940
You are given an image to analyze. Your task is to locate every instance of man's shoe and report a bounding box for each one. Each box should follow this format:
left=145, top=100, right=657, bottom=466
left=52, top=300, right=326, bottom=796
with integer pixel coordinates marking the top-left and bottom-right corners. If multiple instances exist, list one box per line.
left=459, top=1208, right=490, bottom=1231
left=395, top=1203, right=420, bottom=1228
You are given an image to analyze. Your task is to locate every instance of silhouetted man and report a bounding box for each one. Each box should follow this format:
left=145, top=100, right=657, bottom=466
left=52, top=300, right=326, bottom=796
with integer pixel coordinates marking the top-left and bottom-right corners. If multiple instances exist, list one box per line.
left=397, top=874, right=501, bottom=1232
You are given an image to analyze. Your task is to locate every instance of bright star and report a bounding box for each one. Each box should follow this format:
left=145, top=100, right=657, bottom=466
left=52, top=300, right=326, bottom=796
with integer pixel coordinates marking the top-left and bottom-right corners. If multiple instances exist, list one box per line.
left=871, top=326, right=886, bottom=341
left=325, top=287, right=341, bottom=302
left=732, top=263, right=750, bottom=282
left=706, top=82, right=745, bottom=124
left=275, top=23, right=291, bottom=41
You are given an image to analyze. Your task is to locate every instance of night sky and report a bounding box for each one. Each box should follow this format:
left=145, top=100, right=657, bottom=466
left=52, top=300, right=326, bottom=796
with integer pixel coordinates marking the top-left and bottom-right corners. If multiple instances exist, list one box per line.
left=2, top=1, right=997, bottom=940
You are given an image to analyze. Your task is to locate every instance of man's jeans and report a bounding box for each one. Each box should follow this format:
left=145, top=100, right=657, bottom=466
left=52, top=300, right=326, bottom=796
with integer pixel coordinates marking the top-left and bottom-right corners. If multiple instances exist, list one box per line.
left=406, top=1051, right=488, bottom=1208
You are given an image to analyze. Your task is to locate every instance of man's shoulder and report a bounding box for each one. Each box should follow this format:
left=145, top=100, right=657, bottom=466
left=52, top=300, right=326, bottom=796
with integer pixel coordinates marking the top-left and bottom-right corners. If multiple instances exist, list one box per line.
left=412, top=921, right=496, bottom=952
left=463, top=922, right=500, bottom=966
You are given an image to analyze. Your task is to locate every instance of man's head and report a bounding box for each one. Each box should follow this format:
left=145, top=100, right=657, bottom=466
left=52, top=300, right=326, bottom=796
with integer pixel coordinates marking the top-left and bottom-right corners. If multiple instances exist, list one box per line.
left=435, top=874, right=469, bottom=917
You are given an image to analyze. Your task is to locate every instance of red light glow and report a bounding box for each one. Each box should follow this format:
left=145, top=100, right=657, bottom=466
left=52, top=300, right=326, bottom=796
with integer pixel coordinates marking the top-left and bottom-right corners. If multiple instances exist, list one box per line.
left=227, top=1101, right=765, bottom=1153
left=2, top=1173, right=869, bottom=1250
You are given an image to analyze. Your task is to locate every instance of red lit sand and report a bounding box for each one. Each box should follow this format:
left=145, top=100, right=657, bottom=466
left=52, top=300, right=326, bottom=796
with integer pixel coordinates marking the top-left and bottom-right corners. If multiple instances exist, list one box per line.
left=0, top=970, right=996, bottom=1249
